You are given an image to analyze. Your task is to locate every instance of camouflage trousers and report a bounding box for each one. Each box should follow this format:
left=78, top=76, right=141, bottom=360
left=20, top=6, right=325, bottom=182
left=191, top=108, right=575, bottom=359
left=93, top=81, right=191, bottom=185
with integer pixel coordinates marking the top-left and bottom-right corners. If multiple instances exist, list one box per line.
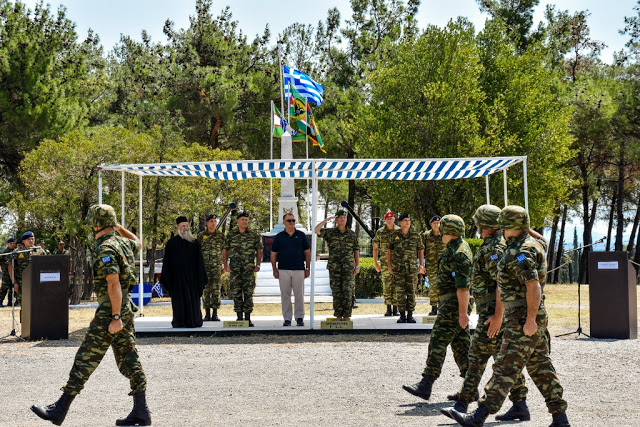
left=230, top=267, right=256, bottom=314
left=63, top=303, right=146, bottom=396
left=0, top=273, right=13, bottom=305
left=479, top=306, right=567, bottom=414
left=423, top=299, right=470, bottom=379
left=426, top=271, right=438, bottom=304
left=381, top=265, right=396, bottom=306
left=457, top=303, right=527, bottom=403
left=328, top=267, right=354, bottom=318
left=393, top=272, right=416, bottom=312
left=202, top=263, right=222, bottom=310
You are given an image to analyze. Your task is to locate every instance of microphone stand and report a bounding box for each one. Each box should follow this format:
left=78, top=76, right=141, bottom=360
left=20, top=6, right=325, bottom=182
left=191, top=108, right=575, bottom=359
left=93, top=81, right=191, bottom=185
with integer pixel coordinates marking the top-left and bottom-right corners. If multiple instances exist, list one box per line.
left=555, top=237, right=605, bottom=339
left=0, top=249, right=36, bottom=342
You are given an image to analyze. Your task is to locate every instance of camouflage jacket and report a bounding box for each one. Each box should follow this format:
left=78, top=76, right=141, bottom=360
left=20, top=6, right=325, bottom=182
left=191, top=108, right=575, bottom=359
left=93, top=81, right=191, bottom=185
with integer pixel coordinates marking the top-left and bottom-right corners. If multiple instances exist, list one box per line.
left=497, top=232, right=547, bottom=304
left=197, top=229, right=225, bottom=267
left=372, top=225, right=400, bottom=267
left=422, top=229, right=445, bottom=277
left=224, top=228, right=262, bottom=270
left=471, top=230, right=506, bottom=299
left=319, top=227, right=358, bottom=270
left=436, top=237, right=473, bottom=297
left=53, top=249, right=69, bottom=255
left=92, top=232, right=139, bottom=299
left=0, top=245, right=12, bottom=276
left=388, top=228, right=424, bottom=274
left=13, top=246, right=47, bottom=283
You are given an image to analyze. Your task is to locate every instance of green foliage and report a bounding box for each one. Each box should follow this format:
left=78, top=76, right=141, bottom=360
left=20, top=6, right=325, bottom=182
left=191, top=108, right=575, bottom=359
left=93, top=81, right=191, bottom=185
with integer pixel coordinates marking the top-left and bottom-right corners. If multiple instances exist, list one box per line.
left=355, top=257, right=383, bottom=298
left=464, top=238, right=483, bottom=254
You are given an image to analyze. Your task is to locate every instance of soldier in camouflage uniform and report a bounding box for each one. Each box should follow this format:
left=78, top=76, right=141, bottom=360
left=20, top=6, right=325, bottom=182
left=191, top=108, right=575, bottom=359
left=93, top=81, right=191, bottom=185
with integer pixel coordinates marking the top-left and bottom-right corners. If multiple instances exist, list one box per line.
left=315, top=209, right=360, bottom=320
left=441, top=205, right=527, bottom=420
left=11, top=231, right=46, bottom=306
left=53, top=241, right=69, bottom=255
left=387, top=213, right=424, bottom=323
left=197, top=214, right=225, bottom=321
left=222, top=212, right=262, bottom=326
left=450, top=205, right=570, bottom=427
left=0, top=237, right=16, bottom=307
left=403, top=214, right=472, bottom=401
left=422, top=215, right=445, bottom=316
left=373, top=211, right=400, bottom=316
left=32, top=204, right=150, bottom=426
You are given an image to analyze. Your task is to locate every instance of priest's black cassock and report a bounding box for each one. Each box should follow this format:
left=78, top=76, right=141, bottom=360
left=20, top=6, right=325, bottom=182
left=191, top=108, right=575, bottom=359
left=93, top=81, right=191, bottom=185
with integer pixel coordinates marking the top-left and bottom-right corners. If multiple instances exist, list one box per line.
left=161, top=235, right=207, bottom=327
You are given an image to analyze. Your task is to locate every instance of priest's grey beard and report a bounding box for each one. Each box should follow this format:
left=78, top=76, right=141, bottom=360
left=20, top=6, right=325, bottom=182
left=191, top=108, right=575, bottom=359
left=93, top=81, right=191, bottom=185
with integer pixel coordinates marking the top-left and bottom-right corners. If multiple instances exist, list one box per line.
left=178, top=228, right=195, bottom=243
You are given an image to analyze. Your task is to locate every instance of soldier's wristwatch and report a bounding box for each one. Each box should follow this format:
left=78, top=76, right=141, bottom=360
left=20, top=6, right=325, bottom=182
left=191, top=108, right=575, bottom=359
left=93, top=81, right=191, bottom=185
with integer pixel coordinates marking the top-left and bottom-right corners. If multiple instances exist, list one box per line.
left=111, top=313, right=122, bottom=321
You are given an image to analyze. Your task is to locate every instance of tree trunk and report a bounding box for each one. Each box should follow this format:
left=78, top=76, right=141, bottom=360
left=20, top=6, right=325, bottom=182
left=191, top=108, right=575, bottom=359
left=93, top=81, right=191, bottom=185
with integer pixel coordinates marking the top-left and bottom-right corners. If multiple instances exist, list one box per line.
left=69, top=236, right=84, bottom=305
left=553, top=204, right=567, bottom=284
left=627, top=195, right=640, bottom=258
left=606, top=189, right=617, bottom=251
left=547, top=205, right=561, bottom=283
left=615, top=139, right=626, bottom=251
left=580, top=177, right=600, bottom=284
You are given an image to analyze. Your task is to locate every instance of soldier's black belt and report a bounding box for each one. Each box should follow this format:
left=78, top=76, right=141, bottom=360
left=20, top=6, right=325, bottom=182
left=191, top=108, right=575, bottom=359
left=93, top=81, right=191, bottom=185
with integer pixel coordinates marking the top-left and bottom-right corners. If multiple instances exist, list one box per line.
left=474, top=292, right=496, bottom=306
left=439, top=291, right=457, bottom=302
left=503, top=298, right=527, bottom=310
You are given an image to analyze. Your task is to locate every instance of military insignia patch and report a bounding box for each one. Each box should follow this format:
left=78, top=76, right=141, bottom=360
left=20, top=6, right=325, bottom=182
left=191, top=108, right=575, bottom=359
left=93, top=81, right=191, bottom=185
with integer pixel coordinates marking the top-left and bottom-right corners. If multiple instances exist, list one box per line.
left=490, top=253, right=499, bottom=261
left=451, top=271, right=456, bottom=277
left=101, top=255, right=112, bottom=264
left=516, top=253, right=526, bottom=263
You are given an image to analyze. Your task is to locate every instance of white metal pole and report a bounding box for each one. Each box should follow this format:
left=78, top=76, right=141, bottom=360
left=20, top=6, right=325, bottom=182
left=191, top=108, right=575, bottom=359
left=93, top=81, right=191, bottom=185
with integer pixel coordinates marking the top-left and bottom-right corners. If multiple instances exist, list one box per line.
left=305, top=98, right=310, bottom=230
left=270, top=101, right=274, bottom=230
left=121, top=170, right=125, bottom=226
left=309, top=161, right=317, bottom=330
left=98, top=171, right=103, bottom=204
left=523, top=157, right=529, bottom=212
left=485, top=175, right=490, bottom=205
left=503, top=169, right=508, bottom=207
left=278, top=46, right=285, bottom=116
left=138, top=174, right=144, bottom=315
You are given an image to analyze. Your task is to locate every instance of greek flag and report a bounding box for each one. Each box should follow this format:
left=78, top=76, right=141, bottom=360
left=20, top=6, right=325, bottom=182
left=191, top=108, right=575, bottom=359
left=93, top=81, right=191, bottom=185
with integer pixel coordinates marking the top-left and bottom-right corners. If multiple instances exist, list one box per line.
left=152, top=281, right=163, bottom=298
left=283, top=66, right=325, bottom=106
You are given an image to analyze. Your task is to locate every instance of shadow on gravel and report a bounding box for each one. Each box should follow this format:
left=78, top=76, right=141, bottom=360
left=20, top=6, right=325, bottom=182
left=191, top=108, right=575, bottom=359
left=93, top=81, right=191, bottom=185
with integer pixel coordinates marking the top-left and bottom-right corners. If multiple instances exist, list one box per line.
left=396, top=401, right=502, bottom=426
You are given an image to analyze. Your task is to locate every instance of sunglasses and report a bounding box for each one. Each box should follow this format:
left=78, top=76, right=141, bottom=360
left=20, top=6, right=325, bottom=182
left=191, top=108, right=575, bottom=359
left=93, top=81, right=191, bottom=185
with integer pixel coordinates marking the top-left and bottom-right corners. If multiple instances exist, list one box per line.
left=285, top=219, right=296, bottom=223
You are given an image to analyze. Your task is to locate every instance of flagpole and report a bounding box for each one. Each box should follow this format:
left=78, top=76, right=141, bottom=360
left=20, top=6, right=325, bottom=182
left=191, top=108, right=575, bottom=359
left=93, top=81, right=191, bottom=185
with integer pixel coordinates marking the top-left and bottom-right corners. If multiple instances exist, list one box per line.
left=270, top=100, right=274, bottom=230
left=278, top=45, right=285, bottom=118
left=305, top=97, right=310, bottom=231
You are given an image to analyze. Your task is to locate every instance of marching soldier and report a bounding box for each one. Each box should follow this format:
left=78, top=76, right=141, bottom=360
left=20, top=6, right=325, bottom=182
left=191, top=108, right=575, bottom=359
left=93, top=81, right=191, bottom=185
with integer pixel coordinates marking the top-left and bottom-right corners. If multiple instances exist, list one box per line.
left=315, top=209, right=359, bottom=321
left=11, top=231, right=46, bottom=306
left=197, top=214, right=225, bottom=321
left=0, top=237, right=16, bottom=307
left=373, top=211, right=400, bottom=316
left=441, top=205, right=527, bottom=420
left=449, top=205, right=570, bottom=427
left=386, top=213, right=424, bottom=323
left=222, top=212, right=262, bottom=327
left=403, top=214, right=472, bottom=400
left=31, top=204, right=150, bottom=426
left=423, top=215, right=445, bottom=315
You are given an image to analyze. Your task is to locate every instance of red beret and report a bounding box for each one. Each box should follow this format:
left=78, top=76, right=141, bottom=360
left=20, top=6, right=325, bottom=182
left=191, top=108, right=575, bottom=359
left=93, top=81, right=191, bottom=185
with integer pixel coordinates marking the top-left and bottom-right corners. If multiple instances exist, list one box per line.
left=384, top=212, right=395, bottom=219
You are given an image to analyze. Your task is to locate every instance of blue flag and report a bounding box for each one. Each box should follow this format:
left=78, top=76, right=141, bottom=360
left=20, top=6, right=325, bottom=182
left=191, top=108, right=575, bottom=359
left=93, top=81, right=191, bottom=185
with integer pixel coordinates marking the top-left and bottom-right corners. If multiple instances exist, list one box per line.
left=152, top=281, right=163, bottom=298
left=283, top=66, right=325, bottom=106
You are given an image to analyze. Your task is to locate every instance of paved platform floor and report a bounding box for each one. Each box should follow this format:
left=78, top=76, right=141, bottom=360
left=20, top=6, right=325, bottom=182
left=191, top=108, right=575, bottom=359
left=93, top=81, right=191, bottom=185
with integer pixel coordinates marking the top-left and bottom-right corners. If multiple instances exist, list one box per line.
left=134, top=313, right=479, bottom=337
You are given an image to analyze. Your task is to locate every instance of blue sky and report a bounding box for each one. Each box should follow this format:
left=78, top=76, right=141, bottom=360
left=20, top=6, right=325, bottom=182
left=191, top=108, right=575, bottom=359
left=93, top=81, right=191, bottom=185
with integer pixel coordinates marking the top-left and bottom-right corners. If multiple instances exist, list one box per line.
left=23, top=0, right=637, bottom=63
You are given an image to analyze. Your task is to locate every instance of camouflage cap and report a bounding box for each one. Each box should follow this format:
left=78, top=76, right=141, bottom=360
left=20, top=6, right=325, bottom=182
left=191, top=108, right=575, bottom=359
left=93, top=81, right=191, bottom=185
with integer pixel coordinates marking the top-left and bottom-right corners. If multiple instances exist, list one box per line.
left=439, top=214, right=465, bottom=236
left=498, top=205, right=530, bottom=230
left=86, top=204, right=118, bottom=228
left=472, top=204, right=502, bottom=230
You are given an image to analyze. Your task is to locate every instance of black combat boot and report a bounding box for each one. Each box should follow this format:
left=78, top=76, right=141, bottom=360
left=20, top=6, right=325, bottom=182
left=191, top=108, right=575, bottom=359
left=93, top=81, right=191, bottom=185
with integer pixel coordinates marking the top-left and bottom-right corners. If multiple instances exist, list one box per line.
left=31, top=393, right=76, bottom=425
left=245, top=312, right=254, bottom=327
left=384, top=305, right=392, bottom=316
left=236, top=312, right=243, bottom=321
left=392, top=306, right=399, bottom=316
left=440, top=399, right=469, bottom=419
left=549, top=411, right=570, bottom=427
left=496, top=399, right=530, bottom=421
left=397, top=312, right=407, bottom=323
left=406, top=311, right=416, bottom=323
left=116, top=391, right=151, bottom=426
left=212, top=309, right=220, bottom=321
left=428, top=305, right=437, bottom=316
left=450, top=404, right=490, bottom=427
left=402, top=375, right=435, bottom=400
left=203, top=308, right=211, bottom=321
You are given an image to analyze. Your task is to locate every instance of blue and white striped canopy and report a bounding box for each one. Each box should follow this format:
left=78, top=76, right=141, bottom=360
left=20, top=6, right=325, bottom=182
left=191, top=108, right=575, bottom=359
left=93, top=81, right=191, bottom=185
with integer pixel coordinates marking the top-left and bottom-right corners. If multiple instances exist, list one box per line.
left=101, top=157, right=525, bottom=181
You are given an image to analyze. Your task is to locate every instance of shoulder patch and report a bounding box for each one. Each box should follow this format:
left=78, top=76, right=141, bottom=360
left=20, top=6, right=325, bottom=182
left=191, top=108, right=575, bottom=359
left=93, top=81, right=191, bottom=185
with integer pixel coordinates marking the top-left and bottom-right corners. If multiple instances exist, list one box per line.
left=101, top=255, right=112, bottom=264
left=516, top=253, right=526, bottom=263
left=489, top=253, right=499, bottom=261
left=451, top=271, right=456, bottom=277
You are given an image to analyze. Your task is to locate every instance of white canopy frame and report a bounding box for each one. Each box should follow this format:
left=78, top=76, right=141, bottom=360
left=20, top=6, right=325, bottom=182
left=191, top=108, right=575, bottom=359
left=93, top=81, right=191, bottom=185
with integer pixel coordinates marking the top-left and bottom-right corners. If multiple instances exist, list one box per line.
left=98, top=156, right=528, bottom=326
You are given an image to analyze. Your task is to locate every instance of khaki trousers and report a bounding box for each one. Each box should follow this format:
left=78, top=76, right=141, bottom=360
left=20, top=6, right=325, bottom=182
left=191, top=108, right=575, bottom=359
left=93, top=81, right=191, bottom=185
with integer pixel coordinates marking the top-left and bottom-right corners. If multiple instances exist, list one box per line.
left=278, top=269, right=305, bottom=321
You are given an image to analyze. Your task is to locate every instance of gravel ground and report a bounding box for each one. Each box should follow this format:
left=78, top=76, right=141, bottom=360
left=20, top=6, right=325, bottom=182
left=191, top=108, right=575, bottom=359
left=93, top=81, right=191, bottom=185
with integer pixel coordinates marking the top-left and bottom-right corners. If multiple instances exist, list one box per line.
left=1, top=332, right=639, bottom=427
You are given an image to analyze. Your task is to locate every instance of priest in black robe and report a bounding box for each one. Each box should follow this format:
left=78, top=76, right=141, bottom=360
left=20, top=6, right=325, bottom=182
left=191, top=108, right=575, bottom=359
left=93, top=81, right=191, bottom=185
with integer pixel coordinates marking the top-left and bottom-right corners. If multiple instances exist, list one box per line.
left=161, top=216, right=208, bottom=328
